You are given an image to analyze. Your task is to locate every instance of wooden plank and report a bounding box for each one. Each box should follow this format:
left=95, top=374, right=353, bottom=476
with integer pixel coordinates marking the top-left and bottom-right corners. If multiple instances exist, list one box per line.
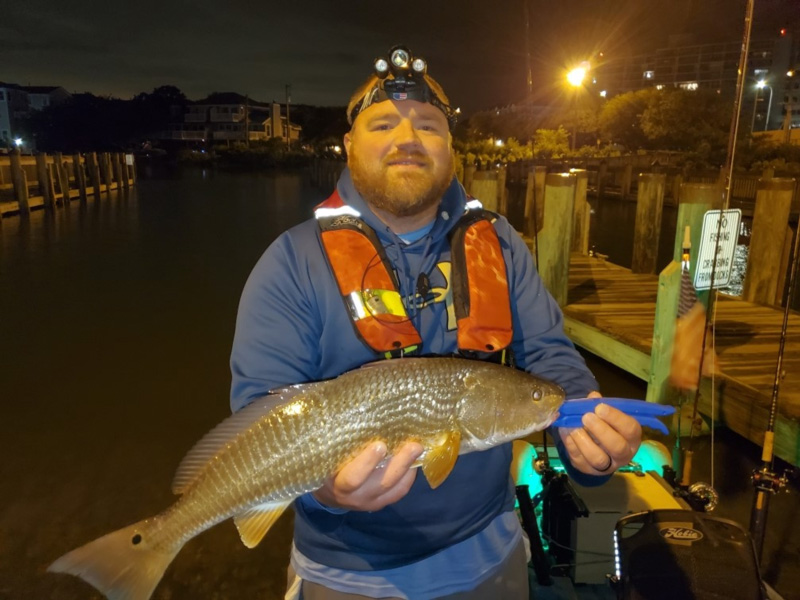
left=646, top=261, right=681, bottom=405
left=563, top=316, right=651, bottom=380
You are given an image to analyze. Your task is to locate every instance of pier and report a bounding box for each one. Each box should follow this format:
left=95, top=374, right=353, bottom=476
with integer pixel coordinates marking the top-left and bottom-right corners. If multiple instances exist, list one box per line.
left=0, top=150, right=136, bottom=217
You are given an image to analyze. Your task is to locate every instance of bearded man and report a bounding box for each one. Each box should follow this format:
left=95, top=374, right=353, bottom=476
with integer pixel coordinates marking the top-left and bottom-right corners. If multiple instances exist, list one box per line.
left=230, top=46, right=642, bottom=600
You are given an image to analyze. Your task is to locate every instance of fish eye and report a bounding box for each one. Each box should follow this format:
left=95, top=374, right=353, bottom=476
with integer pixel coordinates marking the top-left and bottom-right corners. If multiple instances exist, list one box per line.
left=531, top=390, right=542, bottom=402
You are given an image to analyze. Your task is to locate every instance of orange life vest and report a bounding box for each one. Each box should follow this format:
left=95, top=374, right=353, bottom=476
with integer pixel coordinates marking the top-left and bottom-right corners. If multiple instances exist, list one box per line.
left=315, top=191, right=513, bottom=358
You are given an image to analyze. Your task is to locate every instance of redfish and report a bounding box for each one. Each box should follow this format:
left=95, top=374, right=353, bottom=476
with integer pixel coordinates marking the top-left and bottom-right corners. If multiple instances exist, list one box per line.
left=49, top=357, right=564, bottom=600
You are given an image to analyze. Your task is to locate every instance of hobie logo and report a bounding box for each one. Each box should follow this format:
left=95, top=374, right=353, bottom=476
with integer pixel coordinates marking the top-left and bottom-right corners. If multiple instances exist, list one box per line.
left=659, top=527, right=703, bottom=542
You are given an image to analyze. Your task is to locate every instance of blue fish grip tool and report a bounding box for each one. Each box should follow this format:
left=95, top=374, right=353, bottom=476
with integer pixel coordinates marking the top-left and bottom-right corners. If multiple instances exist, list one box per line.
left=551, top=398, right=676, bottom=434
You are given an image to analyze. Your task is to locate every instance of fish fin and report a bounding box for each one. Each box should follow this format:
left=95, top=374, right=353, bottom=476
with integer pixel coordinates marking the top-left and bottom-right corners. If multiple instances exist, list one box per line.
left=421, top=431, right=461, bottom=489
left=172, top=385, right=314, bottom=494
left=233, top=501, right=292, bottom=549
left=48, top=519, right=180, bottom=600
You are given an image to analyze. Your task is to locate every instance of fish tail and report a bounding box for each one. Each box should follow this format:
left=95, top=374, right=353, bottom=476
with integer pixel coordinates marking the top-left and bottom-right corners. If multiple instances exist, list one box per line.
left=48, top=519, right=182, bottom=600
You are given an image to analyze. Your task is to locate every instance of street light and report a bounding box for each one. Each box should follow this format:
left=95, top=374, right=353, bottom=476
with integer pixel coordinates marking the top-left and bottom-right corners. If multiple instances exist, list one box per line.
left=13, top=137, right=23, bottom=147
left=566, top=62, right=589, bottom=150
left=757, top=80, right=773, bottom=131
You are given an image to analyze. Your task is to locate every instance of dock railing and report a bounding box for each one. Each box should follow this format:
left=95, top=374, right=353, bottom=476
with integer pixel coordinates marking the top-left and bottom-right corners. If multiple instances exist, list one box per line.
left=0, top=150, right=137, bottom=217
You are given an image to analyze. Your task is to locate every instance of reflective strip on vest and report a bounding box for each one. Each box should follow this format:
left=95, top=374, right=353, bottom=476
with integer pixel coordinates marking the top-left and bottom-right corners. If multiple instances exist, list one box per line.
left=316, top=195, right=422, bottom=353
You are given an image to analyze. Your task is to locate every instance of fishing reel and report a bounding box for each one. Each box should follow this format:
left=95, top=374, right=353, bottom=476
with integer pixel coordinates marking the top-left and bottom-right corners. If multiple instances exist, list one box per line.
left=751, top=466, right=789, bottom=495
left=686, top=481, right=719, bottom=512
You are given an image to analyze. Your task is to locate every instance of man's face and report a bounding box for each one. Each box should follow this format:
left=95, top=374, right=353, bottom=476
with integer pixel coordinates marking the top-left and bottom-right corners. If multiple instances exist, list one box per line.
left=344, top=99, right=454, bottom=218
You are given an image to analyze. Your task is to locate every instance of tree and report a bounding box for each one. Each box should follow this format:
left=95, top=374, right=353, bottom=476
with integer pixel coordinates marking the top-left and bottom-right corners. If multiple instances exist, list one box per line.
left=641, top=88, right=729, bottom=156
left=598, top=89, right=658, bottom=150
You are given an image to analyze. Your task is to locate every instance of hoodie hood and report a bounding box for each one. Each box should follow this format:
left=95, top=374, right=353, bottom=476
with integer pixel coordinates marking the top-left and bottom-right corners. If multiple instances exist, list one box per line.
left=335, top=167, right=469, bottom=245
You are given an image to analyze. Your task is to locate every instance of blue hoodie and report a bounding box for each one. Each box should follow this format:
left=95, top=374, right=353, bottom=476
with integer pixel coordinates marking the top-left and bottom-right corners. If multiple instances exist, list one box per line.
left=230, top=168, right=600, bottom=570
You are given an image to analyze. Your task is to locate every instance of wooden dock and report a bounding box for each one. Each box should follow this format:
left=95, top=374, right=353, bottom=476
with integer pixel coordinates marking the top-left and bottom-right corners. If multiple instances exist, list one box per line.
left=0, top=151, right=136, bottom=217
left=564, top=253, right=800, bottom=467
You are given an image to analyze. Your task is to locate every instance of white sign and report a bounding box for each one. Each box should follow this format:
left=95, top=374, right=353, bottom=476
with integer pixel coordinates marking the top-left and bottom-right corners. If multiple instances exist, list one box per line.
left=125, top=153, right=134, bottom=166
left=694, top=209, right=742, bottom=290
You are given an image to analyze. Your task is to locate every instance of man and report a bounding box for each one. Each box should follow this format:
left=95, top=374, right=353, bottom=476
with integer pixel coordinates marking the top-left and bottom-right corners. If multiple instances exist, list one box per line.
left=230, top=46, right=642, bottom=599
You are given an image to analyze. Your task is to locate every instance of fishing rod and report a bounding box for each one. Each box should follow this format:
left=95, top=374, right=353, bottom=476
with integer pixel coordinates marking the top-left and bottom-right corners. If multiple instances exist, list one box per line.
left=681, top=0, right=753, bottom=486
left=749, top=206, right=796, bottom=561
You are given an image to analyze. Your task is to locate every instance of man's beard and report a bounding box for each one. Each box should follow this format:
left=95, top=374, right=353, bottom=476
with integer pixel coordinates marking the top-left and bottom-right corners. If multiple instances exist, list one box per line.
left=349, top=150, right=454, bottom=218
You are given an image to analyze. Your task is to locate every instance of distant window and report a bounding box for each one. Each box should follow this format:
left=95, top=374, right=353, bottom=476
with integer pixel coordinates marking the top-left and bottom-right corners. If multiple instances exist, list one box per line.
left=644, top=70, right=655, bottom=79
left=680, top=82, right=699, bottom=91
left=754, top=69, right=768, bottom=76
left=656, top=84, right=665, bottom=90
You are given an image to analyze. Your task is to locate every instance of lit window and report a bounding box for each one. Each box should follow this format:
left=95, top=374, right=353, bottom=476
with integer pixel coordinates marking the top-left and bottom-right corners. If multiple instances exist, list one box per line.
left=656, top=85, right=664, bottom=90
left=599, top=90, right=607, bottom=97
left=680, top=82, right=699, bottom=91
left=644, top=70, right=655, bottom=79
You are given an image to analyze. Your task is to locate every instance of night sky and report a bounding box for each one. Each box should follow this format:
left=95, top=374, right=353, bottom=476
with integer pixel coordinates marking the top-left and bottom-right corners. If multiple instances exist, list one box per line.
left=3, top=0, right=799, bottom=115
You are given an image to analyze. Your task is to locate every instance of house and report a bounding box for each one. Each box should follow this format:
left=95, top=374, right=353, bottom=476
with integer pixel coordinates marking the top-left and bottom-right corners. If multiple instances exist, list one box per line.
left=0, top=83, right=70, bottom=148
left=163, top=92, right=301, bottom=144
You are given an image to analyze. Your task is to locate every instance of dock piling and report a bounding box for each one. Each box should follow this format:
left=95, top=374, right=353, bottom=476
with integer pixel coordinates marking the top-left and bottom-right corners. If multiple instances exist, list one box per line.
left=10, top=149, right=30, bottom=216
left=570, top=168, right=590, bottom=254
left=35, top=153, right=56, bottom=210
left=538, top=172, right=577, bottom=307
left=743, top=178, right=796, bottom=306
left=632, top=173, right=666, bottom=274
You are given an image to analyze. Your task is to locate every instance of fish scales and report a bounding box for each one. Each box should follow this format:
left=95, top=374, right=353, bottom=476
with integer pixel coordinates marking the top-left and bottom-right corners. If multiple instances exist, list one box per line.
left=48, top=357, right=565, bottom=600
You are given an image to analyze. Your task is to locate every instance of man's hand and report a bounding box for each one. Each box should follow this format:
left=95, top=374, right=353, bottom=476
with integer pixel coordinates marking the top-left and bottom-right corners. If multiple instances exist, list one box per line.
left=312, top=441, right=424, bottom=511
left=558, top=392, right=642, bottom=475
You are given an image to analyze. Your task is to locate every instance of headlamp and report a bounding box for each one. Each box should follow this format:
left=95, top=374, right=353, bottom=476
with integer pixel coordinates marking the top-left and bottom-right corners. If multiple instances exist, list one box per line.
left=349, top=45, right=458, bottom=130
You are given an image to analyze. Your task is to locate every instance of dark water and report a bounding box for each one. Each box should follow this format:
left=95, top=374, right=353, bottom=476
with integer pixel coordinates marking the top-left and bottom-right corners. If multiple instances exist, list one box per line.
left=0, top=166, right=796, bottom=599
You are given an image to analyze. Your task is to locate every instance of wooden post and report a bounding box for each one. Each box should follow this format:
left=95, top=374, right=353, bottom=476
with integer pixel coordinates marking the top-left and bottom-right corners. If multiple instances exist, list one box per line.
left=743, top=178, right=795, bottom=306
left=570, top=169, right=590, bottom=254
left=497, top=165, right=508, bottom=216
left=597, top=162, right=608, bottom=199
left=464, top=163, right=476, bottom=195
left=105, top=153, right=115, bottom=192
left=646, top=261, right=682, bottom=406
left=100, top=153, right=113, bottom=195
left=73, top=154, right=87, bottom=202
left=112, top=153, right=124, bottom=191
left=670, top=173, right=683, bottom=207
left=129, top=153, right=137, bottom=184
left=471, top=170, right=499, bottom=212
left=621, top=161, right=633, bottom=200
left=54, top=152, right=70, bottom=205
left=674, top=182, right=722, bottom=310
left=35, top=153, right=56, bottom=210
left=10, top=149, right=30, bottom=215
left=537, top=173, right=576, bottom=307
left=87, top=152, right=102, bottom=198
left=631, top=173, right=666, bottom=274
left=524, top=165, right=547, bottom=237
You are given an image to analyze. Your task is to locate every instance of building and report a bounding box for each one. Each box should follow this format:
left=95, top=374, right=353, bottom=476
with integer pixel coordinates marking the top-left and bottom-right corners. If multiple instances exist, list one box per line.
left=592, top=30, right=798, bottom=132
left=163, top=92, right=301, bottom=144
left=0, top=83, right=70, bottom=149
